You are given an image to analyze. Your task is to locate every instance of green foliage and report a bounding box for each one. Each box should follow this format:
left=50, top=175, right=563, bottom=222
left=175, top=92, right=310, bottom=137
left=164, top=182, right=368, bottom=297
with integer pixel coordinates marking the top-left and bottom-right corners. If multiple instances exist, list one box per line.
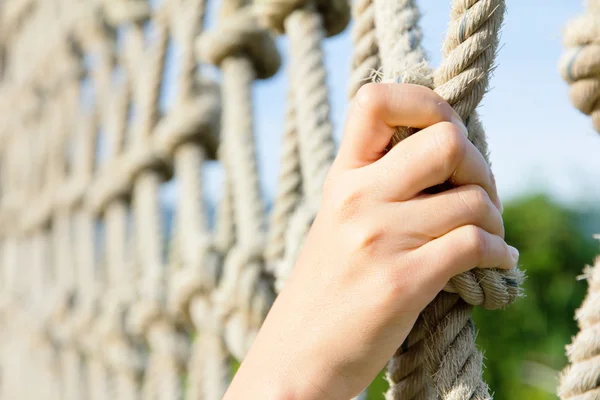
left=367, top=368, right=388, bottom=399
left=474, top=194, right=598, bottom=399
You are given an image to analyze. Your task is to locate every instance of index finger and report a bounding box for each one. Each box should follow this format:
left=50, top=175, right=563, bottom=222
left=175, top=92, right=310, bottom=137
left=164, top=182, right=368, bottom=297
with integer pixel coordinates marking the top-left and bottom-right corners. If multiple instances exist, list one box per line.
left=335, top=83, right=463, bottom=170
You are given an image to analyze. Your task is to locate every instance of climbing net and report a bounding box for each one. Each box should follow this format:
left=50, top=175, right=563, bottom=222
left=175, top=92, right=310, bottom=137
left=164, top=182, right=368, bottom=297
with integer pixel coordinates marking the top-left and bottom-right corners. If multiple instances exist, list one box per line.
left=0, top=0, right=560, bottom=398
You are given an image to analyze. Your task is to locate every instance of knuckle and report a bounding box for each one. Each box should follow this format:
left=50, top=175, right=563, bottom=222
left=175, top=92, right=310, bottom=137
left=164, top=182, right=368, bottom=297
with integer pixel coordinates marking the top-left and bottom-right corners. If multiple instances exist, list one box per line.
left=464, top=225, right=488, bottom=259
left=435, top=122, right=466, bottom=172
left=324, top=177, right=364, bottom=221
left=459, top=186, right=490, bottom=217
left=349, top=223, right=384, bottom=254
left=354, top=83, right=384, bottom=115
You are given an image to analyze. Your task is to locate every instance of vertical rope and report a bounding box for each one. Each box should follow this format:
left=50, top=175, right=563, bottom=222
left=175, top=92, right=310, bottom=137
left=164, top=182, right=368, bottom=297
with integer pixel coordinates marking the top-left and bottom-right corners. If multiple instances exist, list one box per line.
left=425, top=3, right=511, bottom=398
left=255, top=0, right=349, bottom=290
left=350, top=0, right=381, bottom=98
left=558, top=4, right=600, bottom=394
left=285, top=6, right=335, bottom=207
left=559, top=258, right=600, bottom=399
left=264, top=89, right=302, bottom=271
left=372, top=1, right=431, bottom=397
left=372, top=0, right=523, bottom=398
left=559, top=1, right=600, bottom=133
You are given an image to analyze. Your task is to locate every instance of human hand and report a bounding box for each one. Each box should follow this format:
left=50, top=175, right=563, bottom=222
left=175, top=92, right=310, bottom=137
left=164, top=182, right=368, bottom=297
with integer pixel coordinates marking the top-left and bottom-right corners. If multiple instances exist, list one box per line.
left=223, top=83, right=518, bottom=399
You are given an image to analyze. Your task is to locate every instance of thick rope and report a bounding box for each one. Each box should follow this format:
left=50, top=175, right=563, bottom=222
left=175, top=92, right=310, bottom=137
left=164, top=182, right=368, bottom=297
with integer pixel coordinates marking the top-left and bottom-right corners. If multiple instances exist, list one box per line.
left=559, top=258, right=600, bottom=399
left=264, top=89, right=302, bottom=271
left=558, top=5, right=600, bottom=395
left=372, top=0, right=524, bottom=398
left=559, top=1, right=600, bottom=133
left=285, top=5, right=337, bottom=207
left=350, top=0, right=381, bottom=98
left=256, top=0, right=349, bottom=289
left=371, top=1, right=432, bottom=397
left=198, top=6, right=280, bottom=361
left=428, top=1, right=523, bottom=398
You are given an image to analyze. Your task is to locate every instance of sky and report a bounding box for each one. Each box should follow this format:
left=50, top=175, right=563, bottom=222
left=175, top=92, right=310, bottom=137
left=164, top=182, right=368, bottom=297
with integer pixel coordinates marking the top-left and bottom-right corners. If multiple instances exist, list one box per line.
left=156, top=0, right=600, bottom=210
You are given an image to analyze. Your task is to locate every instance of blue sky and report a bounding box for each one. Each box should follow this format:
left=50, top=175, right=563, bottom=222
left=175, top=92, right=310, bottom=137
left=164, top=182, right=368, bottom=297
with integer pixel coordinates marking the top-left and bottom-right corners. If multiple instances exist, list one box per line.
left=156, top=0, right=600, bottom=210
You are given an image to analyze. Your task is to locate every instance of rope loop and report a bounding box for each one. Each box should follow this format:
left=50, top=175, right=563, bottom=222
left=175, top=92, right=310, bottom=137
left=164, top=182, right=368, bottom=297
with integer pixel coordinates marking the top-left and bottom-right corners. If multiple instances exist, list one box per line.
left=155, top=79, right=221, bottom=159
left=560, top=13, right=600, bottom=132
left=196, top=8, right=281, bottom=80
left=255, top=0, right=350, bottom=37
left=444, top=267, right=524, bottom=310
left=101, top=0, right=151, bottom=26
left=168, top=237, right=220, bottom=316
left=122, top=138, right=173, bottom=183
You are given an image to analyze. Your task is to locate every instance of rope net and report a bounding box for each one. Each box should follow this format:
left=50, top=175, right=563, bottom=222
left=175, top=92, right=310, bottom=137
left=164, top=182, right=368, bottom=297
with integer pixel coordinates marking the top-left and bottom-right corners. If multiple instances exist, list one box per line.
left=0, top=0, right=525, bottom=399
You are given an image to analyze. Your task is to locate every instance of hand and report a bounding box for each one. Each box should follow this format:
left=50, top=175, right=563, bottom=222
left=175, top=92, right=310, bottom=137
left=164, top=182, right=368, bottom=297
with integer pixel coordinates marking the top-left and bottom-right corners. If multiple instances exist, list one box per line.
left=223, top=83, right=518, bottom=399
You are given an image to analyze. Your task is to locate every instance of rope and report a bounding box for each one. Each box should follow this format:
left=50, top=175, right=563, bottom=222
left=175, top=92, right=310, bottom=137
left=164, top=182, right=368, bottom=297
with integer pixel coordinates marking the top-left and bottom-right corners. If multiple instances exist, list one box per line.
left=198, top=6, right=280, bottom=361
left=264, top=88, right=302, bottom=270
left=559, top=2, right=600, bottom=133
left=559, top=260, right=600, bottom=399
left=372, top=1, right=432, bottom=397
left=349, top=0, right=380, bottom=98
left=372, top=0, right=524, bottom=398
left=256, top=0, right=349, bottom=290
left=559, top=4, right=600, bottom=392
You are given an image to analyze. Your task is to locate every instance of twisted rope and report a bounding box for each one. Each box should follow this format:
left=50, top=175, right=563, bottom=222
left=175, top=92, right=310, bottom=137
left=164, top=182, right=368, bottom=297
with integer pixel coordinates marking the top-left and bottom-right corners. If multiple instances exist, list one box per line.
left=198, top=7, right=280, bottom=361
left=285, top=5, right=337, bottom=207
left=559, top=2, right=600, bottom=133
left=372, top=0, right=524, bottom=398
left=559, top=259, right=600, bottom=399
left=255, top=0, right=348, bottom=291
left=372, top=1, right=431, bottom=397
left=264, top=89, right=302, bottom=271
left=558, top=5, right=600, bottom=396
left=349, top=0, right=380, bottom=98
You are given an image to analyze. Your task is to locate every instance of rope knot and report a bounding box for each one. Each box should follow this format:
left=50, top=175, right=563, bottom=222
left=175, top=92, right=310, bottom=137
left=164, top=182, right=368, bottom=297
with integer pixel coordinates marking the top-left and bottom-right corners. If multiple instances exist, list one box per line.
left=155, top=79, right=221, bottom=159
left=86, top=160, right=133, bottom=214
left=444, top=267, right=525, bottom=310
left=196, top=8, right=281, bottom=79
left=560, top=14, right=600, bottom=132
left=123, top=138, right=173, bottom=182
left=101, top=0, right=151, bottom=26
left=169, top=236, right=220, bottom=316
left=255, top=0, right=350, bottom=37
left=147, top=320, right=190, bottom=366
left=211, top=241, right=275, bottom=359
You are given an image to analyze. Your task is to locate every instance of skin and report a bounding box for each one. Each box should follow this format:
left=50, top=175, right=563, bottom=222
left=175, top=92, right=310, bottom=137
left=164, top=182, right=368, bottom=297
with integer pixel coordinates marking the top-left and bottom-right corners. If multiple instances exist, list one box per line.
left=223, top=83, right=519, bottom=399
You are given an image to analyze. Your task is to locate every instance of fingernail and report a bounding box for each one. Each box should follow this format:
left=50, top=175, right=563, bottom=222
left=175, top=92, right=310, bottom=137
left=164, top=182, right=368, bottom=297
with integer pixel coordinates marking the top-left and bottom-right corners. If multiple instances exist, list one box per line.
left=508, top=246, right=519, bottom=264
left=450, top=110, right=468, bottom=138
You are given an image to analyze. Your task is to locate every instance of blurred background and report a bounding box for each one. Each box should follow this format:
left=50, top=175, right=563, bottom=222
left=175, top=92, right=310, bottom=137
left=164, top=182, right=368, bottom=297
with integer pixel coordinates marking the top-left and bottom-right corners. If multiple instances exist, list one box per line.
left=101, top=0, right=600, bottom=398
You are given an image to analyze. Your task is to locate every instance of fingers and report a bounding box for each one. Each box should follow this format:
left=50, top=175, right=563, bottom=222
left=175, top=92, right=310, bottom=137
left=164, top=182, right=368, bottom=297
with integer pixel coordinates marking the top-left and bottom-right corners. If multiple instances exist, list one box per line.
left=411, top=225, right=518, bottom=286
left=400, top=185, right=504, bottom=240
left=336, top=83, right=460, bottom=170
left=365, top=121, right=501, bottom=211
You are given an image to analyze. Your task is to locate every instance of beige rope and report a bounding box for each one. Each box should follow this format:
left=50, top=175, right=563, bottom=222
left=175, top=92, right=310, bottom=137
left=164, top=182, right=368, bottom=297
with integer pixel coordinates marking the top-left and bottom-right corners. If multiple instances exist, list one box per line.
left=264, top=89, right=302, bottom=271
left=350, top=0, right=380, bottom=98
left=256, top=0, right=349, bottom=289
left=427, top=1, right=523, bottom=397
left=559, top=2, right=600, bottom=133
left=198, top=6, right=280, bottom=361
left=371, top=0, right=524, bottom=398
left=559, top=260, right=600, bottom=399
left=559, top=3, right=600, bottom=390
left=371, top=1, right=431, bottom=397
